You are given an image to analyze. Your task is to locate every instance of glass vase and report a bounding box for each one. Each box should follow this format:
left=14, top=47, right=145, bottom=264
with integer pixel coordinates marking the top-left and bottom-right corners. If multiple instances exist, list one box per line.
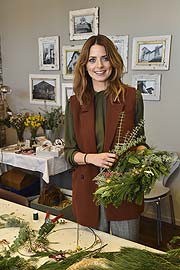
left=30, top=128, right=38, bottom=146
left=45, top=129, right=55, bottom=142
left=16, top=128, right=25, bottom=146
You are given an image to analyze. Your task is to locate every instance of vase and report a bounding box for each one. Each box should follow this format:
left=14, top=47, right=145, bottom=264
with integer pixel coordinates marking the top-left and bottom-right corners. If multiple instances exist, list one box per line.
left=16, top=128, right=25, bottom=146
left=30, top=128, right=38, bottom=146
left=45, top=129, right=55, bottom=142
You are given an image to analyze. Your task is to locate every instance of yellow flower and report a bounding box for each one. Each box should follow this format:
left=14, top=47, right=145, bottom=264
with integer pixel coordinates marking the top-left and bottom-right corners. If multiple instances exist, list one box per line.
left=23, top=113, right=44, bottom=129
left=106, top=178, right=111, bottom=183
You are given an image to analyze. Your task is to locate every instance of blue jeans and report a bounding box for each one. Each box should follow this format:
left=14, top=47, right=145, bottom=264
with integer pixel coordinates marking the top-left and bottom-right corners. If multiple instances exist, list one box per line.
left=98, top=205, right=139, bottom=242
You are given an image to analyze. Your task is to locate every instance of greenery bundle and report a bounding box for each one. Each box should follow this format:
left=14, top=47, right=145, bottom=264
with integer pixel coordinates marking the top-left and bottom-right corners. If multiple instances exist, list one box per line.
left=0, top=215, right=35, bottom=254
left=41, top=106, right=64, bottom=131
left=93, top=121, right=174, bottom=208
left=1, top=247, right=180, bottom=270
left=37, top=247, right=180, bottom=270
left=0, top=256, right=37, bottom=270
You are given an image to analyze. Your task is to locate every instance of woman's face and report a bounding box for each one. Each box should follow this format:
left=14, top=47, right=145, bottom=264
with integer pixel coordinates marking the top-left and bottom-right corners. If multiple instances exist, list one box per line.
left=86, top=44, right=112, bottom=91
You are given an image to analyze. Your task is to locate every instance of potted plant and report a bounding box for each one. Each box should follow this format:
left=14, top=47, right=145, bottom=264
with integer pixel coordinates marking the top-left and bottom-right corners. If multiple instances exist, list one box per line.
left=41, top=106, right=64, bottom=142
left=0, top=112, right=28, bottom=145
left=24, top=113, right=45, bottom=146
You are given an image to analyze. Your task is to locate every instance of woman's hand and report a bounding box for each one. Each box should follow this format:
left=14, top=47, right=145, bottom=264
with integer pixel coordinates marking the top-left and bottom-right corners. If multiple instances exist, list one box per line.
left=86, top=152, right=117, bottom=168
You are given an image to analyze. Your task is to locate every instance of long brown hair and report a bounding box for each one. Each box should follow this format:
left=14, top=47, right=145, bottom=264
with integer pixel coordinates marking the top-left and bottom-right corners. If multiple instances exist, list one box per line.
left=73, top=34, right=125, bottom=105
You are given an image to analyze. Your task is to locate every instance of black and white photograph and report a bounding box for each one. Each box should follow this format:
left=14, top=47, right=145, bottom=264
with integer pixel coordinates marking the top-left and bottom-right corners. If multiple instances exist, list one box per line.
left=74, top=16, right=93, bottom=34
left=38, top=36, right=59, bottom=70
left=29, top=74, right=60, bottom=105
left=138, top=43, right=163, bottom=63
left=61, top=83, right=74, bottom=113
left=43, top=44, right=55, bottom=65
left=132, top=74, right=161, bottom=101
left=62, top=45, right=82, bottom=79
left=132, top=35, right=171, bottom=70
left=69, top=7, right=99, bottom=40
left=108, top=35, right=128, bottom=72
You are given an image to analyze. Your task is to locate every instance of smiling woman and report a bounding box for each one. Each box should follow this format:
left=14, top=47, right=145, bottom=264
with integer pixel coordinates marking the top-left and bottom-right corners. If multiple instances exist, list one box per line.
left=64, top=34, right=147, bottom=242
left=86, top=44, right=112, bottom=91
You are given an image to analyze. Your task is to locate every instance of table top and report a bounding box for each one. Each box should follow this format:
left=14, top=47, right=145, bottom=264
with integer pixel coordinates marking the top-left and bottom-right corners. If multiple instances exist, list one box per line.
left=0, top=198, right=162, bottom=267
left=0, top=145, right=70, bottom=183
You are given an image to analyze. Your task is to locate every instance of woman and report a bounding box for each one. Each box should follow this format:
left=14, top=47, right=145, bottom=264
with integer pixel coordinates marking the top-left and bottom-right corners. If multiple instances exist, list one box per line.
left=64, top=34, right=146, bottom=241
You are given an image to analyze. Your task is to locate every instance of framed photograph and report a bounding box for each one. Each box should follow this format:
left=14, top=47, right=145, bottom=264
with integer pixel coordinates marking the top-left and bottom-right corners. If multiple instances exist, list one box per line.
left=61, top=83, right=74, bottom=113
left=108, top=35, right=128, bottom=72
left=132, top=35, right=171, bottom=70
left=0, top=37, right=2, bottom=84
left=62, top=45, right=82, bottom=79
left=69, top=7, right=99, bottom=40
left=132, top=74, right=161, bottom=101
left=29, top=74, right=60, bottom=105
left=38, top=36, right=59, bottom=70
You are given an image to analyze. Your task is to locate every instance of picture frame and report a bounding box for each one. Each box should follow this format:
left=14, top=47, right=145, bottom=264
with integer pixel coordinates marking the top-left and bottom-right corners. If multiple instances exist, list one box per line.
left=62, top=45, right=82, bottom=79
left=132, top=35, right=171, bottom=70
left=69, top=7, right=99, bottom=40
left=29, top=74, right=60, bottom=105
left=108, top=35, right=128, bottom=72
left=61, top=83, right=74, bottom=113
left=0, top=37, right=2, bottom=85
left=38, top=36, right=59, bottom=70
left=132, top=74, right=161, bottom=101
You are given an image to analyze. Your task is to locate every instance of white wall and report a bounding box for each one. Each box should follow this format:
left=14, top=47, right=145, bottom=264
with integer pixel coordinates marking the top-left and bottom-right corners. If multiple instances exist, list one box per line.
left=1, top=0, right=180, bottom=224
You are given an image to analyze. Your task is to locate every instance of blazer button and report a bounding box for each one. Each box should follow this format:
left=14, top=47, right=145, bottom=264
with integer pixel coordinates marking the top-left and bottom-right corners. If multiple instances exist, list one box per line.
left=81, top=175, right=84, bottom=180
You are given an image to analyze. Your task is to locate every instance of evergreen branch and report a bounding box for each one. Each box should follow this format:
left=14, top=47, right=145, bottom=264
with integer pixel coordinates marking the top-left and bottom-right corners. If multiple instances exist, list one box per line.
left=37, top=247, right=180, bottom=270
left=0, top=255, right=37, bottom=270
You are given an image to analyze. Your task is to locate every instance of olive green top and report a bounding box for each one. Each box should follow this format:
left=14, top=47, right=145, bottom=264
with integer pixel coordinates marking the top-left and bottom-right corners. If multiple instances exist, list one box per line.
left=64, top=90, right=145, bottom=166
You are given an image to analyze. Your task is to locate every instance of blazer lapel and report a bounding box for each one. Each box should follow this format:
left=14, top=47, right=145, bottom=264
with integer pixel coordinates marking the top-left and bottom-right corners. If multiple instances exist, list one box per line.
left=80, top=102, right=97, bottom=153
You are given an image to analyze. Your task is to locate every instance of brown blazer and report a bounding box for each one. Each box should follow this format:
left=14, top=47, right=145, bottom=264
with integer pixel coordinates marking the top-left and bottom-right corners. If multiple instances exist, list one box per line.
left=70, top=86, right=144, bottom=228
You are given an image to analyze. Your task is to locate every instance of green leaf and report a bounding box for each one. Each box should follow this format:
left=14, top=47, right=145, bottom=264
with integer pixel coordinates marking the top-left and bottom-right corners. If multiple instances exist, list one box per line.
left=94, top=186, right=108, bottom=195
left=128, top=156, right=140, bottom=164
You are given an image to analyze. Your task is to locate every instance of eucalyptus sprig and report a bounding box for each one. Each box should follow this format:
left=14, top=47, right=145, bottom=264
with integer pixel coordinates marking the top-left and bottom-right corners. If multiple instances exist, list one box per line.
left=0, top=215, right=35, bottom=253
left=112, top=119, right=145, bottom=157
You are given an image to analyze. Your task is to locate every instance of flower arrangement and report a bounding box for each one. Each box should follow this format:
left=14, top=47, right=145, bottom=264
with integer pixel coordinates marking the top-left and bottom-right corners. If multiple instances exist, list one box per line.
left=24, top=113, right=45, bottom=130
left=41, top=106, right=64, bottom=131
left=0, top=113, right=28, bottom=142
left=24, top=113, right=44, bottom=144
left=93, top=120, right=174, bottom=208
left=9, top=113, right=27, bottom=129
